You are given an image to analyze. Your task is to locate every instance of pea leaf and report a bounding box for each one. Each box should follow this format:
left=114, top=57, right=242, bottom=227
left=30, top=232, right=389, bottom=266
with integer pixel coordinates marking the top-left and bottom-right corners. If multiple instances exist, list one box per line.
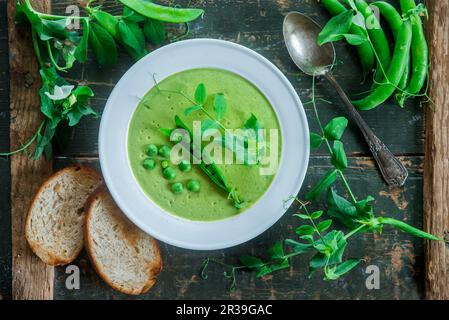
left=326, top=188, right=359, bottom=229
left=40, top=19, right=69, bottom=40
left=255, top=265, right=273, bottom=278
left=327, top=188, right=357, bottom=216
left=195, top=83, right=206, bottom=105
left=34, top=120, right=55, bottom=160
left=91, top=10, right=120, bottom=39
left=144, top=19, right=166, bottom=45
left=356, top=195, right=375, bottom=218
left=293, top=214, right=310, bottom=220
left=333, top=259, right=362, bottom=277
left=61, top=43, right=77, bottom=69
left=331, top=141, right=348, bottom=170
left=284, top=239, right=313, bottom=253
left=269, top=258, right=290, bottom=272
left=324, top=117, right=348, bottom=141
left=267, top=241, right=284, bottom=260
left=342, top=34, right=367, bottom=45
left=72, top=86, right=94, bottom=103
left=318, top=10, right=354, bottom=45
left=305, top=169, right=338, bottom=201
left=118, top=20, right=147, bottom=60
left=296, top=225, right=315, bottom=236
left=310, top=133, right=323, bottom=149
left=317, top=219, right=332, bottom=233
left=123, top=6, right=146, bottom=23
left=89, top=22, right=118, bottom=66
left=300, top=234, right=314, bottom=243
left=213, top=93, right=227, bottom=121
left=244, top=113, right=262, bottom=131
left=311, top=210, right=324, bottom=219
left=184, top=105, right=202, bottom=116
left=74, top=19, right=89, bottom=62
left=201, top=119, right=219, bottom=133
left=240, top=256, right=264, bottom=269
left=309, top=253, right=328, bottom=271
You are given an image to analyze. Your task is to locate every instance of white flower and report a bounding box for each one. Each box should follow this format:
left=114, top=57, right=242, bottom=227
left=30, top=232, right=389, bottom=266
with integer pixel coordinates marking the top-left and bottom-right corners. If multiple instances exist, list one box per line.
left=45, top=85, right=74, bottom=101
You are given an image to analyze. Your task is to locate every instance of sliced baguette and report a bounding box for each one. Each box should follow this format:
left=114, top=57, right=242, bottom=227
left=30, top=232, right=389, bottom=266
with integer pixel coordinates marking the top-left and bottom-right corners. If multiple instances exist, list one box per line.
left=84, top=188, right=162, bottom=295
left=25, top=166, right=102, bottom=266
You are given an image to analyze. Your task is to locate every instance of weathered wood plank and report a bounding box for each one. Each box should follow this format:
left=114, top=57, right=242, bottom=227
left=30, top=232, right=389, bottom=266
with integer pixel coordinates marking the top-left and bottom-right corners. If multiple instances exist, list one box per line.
left=0, top=158, right=12, bottom=301
left=8, top=0, right=54, bottom=300
left=423, top=0, right=449, bottom=301
left=53, top=155, right=424, bottom=300
left=0, top=0, right=11, bottom=301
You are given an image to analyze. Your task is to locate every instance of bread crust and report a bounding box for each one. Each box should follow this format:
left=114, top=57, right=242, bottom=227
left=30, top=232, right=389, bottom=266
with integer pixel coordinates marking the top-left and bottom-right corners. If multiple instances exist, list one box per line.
left=25, top=166, right=102, bottom=266
left=84, top=188, right=162, bottom=295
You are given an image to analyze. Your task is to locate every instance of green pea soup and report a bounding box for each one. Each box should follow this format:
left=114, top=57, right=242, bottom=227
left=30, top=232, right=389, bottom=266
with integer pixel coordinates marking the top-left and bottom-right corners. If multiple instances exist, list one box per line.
left=128, top=68, right=282, bottom=221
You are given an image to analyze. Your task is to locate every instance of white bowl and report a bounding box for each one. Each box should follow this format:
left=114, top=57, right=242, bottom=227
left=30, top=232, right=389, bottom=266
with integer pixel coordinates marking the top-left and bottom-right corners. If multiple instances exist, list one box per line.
left=99, top=39, right=309, bottom=250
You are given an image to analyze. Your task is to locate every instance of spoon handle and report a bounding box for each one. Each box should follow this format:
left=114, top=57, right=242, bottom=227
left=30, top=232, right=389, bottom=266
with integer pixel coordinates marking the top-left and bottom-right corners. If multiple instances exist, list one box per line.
left=324, top=73, right=408, bottom=187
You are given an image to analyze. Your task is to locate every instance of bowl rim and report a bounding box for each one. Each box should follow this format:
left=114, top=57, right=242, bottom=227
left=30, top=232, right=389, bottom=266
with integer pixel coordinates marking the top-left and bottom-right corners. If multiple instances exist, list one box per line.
left=99, top=38, right=310, bottom=250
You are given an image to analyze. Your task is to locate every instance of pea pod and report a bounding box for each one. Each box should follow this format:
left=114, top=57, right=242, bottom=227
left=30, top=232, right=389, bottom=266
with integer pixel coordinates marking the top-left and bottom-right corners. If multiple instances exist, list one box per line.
left=118, top=0, right=204, bottom=23
left=173, top=116, right=243, bottom=208
left=372, top=1, right=410, bottom=91
left=321, top=0, right=374, bottom=79
left=354, top=0, right=391, bottom=85
left=396, top=0, right=429, bottom=107
left=353, top=21, right=412, bottom=110
left=380, top=217, right=443, bottom=241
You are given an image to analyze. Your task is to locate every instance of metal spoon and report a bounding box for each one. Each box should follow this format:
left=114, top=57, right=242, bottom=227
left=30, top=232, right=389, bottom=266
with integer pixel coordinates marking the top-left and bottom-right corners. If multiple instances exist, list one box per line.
left=283, top=11, right=408, bottom=187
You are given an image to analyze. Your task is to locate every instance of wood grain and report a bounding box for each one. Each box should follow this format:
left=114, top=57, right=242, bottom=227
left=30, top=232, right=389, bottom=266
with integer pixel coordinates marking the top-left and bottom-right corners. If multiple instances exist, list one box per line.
left=424, top=0, right=449, bottom=300
left=8, top=0, right=54, bottom=300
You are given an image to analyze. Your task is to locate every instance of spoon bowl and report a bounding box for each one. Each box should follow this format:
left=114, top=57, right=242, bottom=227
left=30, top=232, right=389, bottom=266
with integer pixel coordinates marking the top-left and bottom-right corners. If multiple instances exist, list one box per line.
left=283, top=12, right=335, bottom=76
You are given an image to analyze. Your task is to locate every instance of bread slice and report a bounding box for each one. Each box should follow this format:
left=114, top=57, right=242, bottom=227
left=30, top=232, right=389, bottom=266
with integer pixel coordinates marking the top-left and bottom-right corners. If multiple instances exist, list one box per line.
left=84, top=189, right=162, bottom=295
left=25, top=166, right=102, bottom=266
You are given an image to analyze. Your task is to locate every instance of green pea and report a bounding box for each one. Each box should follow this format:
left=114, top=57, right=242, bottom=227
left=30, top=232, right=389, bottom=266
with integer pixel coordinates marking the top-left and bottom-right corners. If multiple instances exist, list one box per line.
left=145, top=144, right=158, bottom=157
left=159, top=145, right=171, bottom=158
left=163, top=167, right=176, bottom=180
left=179, top=159, right=192, bottom=172
left=161, top=160, right=169, bottom=169
left=171, top=182, right=184, bottom=194
left=187, top=179, right=200, bottom=192
left=142, top=158, right=156, bottom=170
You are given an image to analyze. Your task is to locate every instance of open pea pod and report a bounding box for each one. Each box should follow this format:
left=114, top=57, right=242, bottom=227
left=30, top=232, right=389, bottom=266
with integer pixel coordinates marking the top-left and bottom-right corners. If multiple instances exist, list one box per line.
left=119, top=0, right=204, bottom=23
left=172, top=116, right=244, bottom=208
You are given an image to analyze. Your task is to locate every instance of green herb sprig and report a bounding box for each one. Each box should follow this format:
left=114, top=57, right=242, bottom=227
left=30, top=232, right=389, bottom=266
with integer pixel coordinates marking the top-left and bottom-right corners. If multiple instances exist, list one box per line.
left=163, top=115, right=244, bottom=208
left=1, top=0, right=204, bottom=160
left=201, top=75, right=443, bottom=291
left=155, top=81, right=266, bottom=165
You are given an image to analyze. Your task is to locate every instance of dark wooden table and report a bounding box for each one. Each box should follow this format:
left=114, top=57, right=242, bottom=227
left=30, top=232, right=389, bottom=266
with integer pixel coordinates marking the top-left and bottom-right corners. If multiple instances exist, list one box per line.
left=0, top=0, right=445, bottom=300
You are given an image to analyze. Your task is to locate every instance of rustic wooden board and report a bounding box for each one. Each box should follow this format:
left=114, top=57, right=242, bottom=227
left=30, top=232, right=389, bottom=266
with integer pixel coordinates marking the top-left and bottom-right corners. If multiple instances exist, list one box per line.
left=424, top=0, right=449, bottom=300
left=0, top=0, right=11, bottom=301
left=8, top=0, right=54, bottom=300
